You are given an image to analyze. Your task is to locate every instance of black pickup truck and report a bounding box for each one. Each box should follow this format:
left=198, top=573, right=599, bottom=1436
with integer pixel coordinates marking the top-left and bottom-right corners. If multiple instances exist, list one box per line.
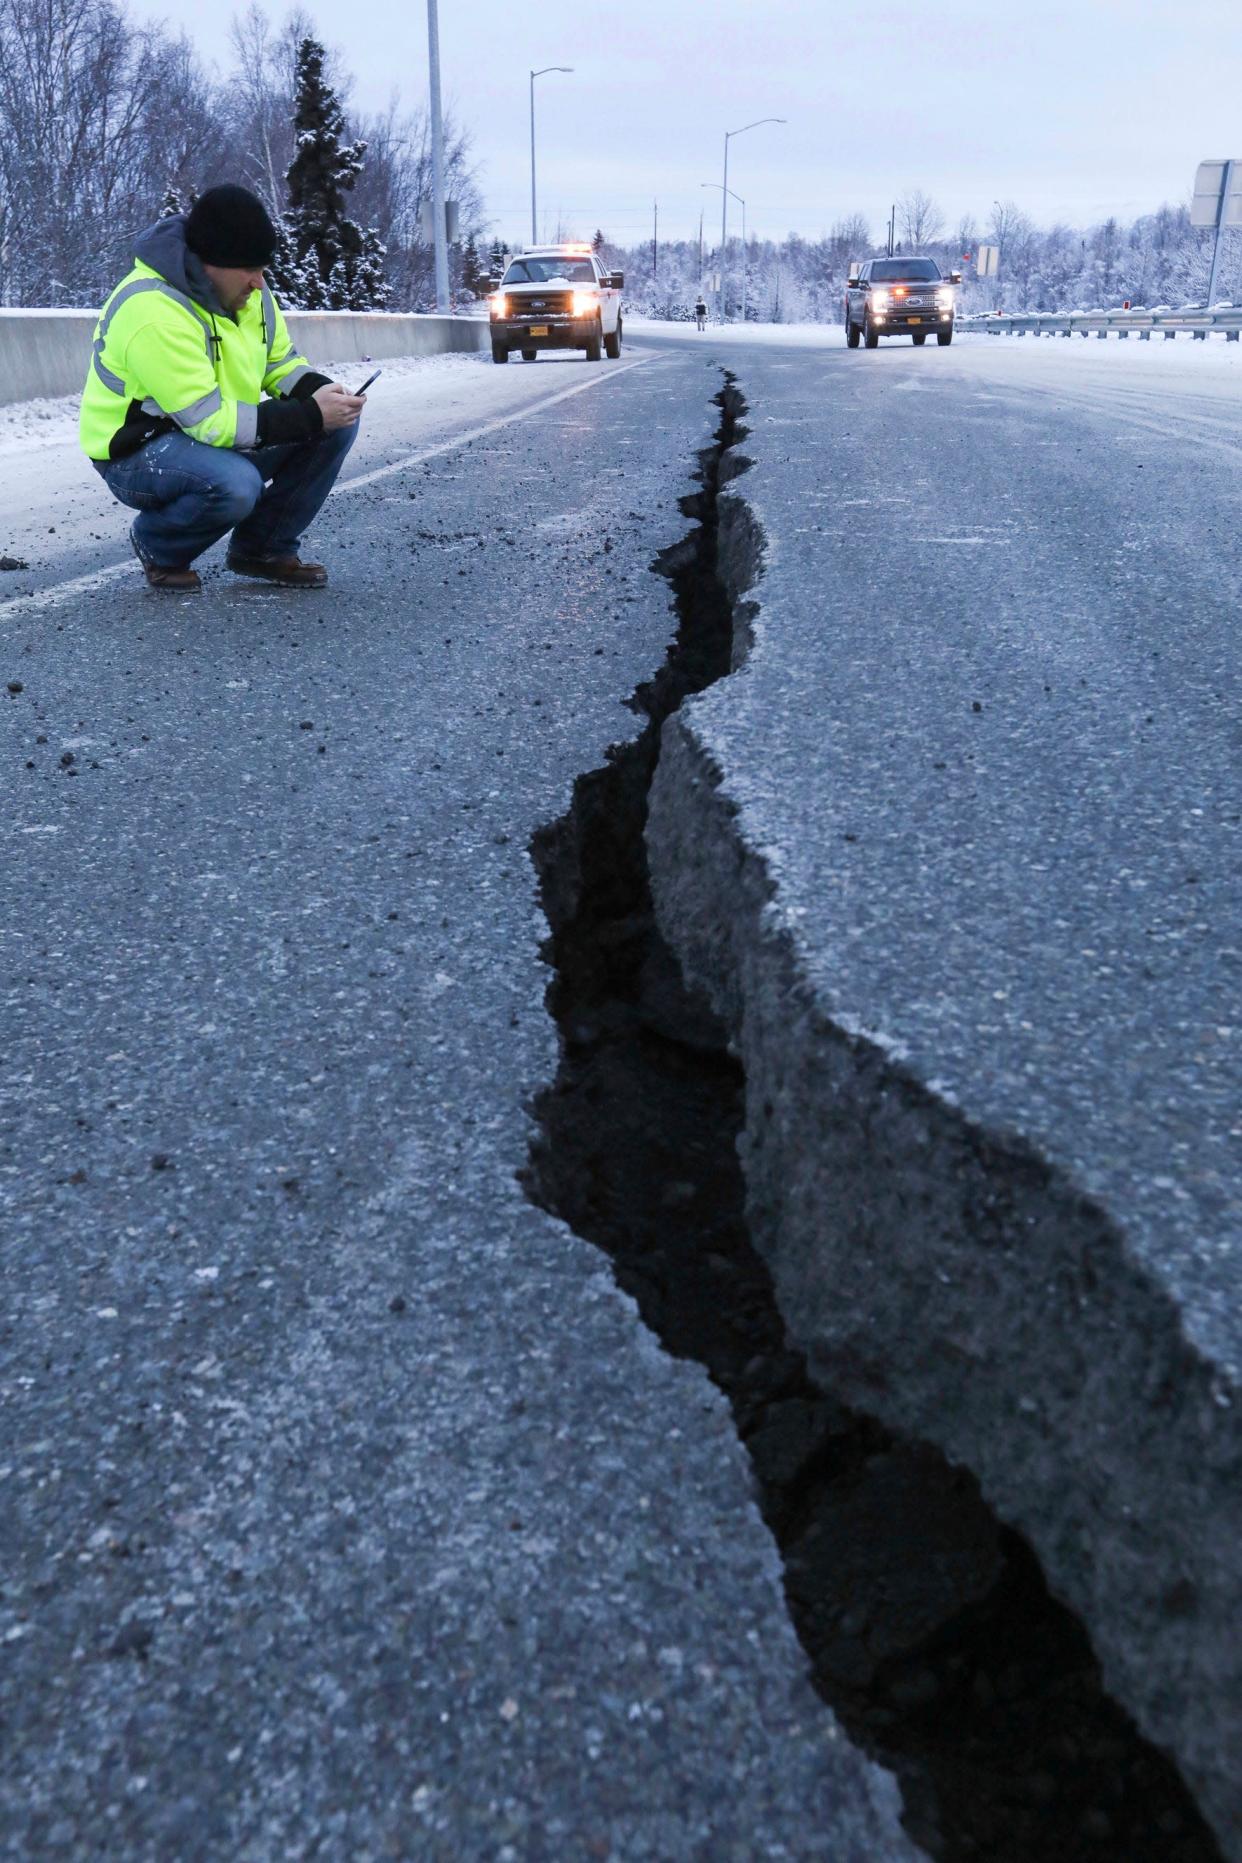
left=844, top=257, right=961, bottom=348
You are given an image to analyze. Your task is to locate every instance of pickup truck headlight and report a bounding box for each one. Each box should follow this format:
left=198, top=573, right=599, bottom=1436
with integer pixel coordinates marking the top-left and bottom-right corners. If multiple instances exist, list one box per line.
left=490, top=293, right=509, bottom=318
left=572, top=289, right=599, bottom=318
left=936, top=289, right=954, bottom=308
left=871, top=291, right=890, bottom=310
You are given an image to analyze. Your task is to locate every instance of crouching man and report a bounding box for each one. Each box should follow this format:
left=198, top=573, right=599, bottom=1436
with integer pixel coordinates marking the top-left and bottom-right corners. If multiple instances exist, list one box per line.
left=80, top=184, right=365, bottom=591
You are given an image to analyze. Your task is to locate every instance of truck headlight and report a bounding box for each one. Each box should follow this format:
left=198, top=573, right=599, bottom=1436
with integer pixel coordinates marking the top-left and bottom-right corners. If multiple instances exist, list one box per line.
left=490, top=293, right=509, bottom=318
left=936, top=290, right=954, bottom=308
left=572, top=290, right=598, bottom=318
left=871, top=292, right=890, bottom=310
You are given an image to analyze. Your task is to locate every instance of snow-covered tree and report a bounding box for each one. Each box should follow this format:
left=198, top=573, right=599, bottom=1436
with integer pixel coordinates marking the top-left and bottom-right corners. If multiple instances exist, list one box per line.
left=284, top=35, right=388, bottom=308
left=458, top=231, right=486, bottom=297
left=899, top=189, right=944, bottom=250
left=267, top=211, right=316, bottom=309
left=324, top=225, right=390, bottom=310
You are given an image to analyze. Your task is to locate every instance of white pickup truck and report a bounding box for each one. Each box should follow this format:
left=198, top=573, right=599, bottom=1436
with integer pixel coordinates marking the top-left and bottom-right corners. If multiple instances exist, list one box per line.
left=489, top=244, right=625, bottom=364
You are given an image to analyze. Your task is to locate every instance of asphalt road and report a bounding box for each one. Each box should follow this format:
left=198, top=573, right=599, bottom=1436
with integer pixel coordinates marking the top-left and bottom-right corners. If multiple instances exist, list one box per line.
left=0, top=348, right=916, bottom=1860
left=643, top=325, right=1242, bottom=1854
left=3, top=325, right=1239, bottom=1857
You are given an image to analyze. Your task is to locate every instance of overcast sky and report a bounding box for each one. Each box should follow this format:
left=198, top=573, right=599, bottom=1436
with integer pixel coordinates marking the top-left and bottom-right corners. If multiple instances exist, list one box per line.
left=136, top=0, right=1241, bottom=247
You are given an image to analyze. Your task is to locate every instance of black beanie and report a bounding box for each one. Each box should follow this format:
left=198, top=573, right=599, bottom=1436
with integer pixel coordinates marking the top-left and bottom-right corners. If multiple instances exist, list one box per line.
left=185, top=186, right=278, bottom=267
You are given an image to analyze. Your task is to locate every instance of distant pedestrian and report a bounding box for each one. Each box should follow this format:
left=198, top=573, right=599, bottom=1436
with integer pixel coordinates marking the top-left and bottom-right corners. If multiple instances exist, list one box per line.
left=694, top=296, right=708, bottom=332
left=80, top=185, right=366, bottom=592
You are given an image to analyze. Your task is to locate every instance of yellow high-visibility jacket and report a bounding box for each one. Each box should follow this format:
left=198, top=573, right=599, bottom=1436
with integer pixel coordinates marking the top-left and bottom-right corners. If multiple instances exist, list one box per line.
left=80, top=215, right=327, bottom=462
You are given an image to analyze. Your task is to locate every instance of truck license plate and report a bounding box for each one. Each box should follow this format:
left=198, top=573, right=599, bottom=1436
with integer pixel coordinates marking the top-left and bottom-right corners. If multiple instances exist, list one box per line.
left=529, top=325, right=549, bottom=336
left=908, top=317, right=922, bottom=325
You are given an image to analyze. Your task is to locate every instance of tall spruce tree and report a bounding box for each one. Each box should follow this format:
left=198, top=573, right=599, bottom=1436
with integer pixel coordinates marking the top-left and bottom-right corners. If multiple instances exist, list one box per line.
left=284, top=36, right=388, bottom=309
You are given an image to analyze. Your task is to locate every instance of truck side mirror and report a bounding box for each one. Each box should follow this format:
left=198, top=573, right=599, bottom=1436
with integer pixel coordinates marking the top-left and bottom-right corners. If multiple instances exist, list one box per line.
left=949, top=271, right=963, bottom=285
left=847, top=273, right=860, bottom=287
left=608, top=271, right=625, bottom=289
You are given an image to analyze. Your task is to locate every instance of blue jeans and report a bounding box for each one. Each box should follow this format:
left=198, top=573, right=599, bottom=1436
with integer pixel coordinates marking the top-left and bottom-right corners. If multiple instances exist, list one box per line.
left=98, top=421, right=358, bottom=568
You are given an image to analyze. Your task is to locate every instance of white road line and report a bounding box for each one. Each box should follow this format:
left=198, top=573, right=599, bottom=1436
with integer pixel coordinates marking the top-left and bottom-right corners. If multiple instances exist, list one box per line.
left=0, top=558, right=136, bottom=617
left=339, top=355, right=651, bottom=494
left=0, top=355, right=653, bottom=620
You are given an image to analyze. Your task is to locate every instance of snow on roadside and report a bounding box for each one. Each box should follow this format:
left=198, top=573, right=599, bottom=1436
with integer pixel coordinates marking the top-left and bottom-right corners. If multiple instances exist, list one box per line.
left=0, top=350, right=490, bottom=456
left=629, top=313, right=1242, bottom=379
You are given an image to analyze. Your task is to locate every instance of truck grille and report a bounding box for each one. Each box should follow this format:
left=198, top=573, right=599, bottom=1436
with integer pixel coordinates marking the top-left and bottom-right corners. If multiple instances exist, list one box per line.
left=519, top=293, right=572, bottom=315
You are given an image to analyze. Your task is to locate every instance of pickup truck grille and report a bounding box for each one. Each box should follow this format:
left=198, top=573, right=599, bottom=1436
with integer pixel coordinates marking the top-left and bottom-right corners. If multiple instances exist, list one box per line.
left=514, top=293, right=573, bottom=315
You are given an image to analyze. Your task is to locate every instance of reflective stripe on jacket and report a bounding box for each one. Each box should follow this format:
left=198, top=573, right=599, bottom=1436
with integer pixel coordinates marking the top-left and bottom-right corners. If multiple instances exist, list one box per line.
left=80, top=263, right=312, bottom=462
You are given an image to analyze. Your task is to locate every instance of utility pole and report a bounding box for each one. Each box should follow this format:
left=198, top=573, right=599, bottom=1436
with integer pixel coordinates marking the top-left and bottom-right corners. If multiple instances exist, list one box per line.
left=426, top=0, right=449, bottom=311
left=888, top=204, right=896, bottom=257
left=653, top=200, right=658, bottom=278
left=698, top=208, right=704, bottom=286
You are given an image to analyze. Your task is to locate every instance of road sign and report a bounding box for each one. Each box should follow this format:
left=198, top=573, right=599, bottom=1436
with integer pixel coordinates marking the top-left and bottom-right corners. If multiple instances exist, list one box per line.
left=975, top=244, right=1000, bottom=278
left=1191, top=161, right=1242, bottom=307
left=1191, top=161, right=1242, bottom=229
left=419, top=199, right=460, bottom=245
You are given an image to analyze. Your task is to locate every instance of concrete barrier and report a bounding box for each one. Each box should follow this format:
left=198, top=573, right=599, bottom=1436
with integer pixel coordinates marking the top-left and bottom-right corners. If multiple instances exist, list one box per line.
left=0, top=308, right=490, bottom=408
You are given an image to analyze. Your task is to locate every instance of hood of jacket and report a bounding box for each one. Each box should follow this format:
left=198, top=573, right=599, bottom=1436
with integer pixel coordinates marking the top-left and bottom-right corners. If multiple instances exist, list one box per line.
left=133, top=215, right=230, bottom=319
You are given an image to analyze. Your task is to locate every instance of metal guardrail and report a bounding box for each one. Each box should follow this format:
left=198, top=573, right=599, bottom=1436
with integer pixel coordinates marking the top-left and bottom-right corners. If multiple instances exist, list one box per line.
left=956, top=304, right=1242, bottom=340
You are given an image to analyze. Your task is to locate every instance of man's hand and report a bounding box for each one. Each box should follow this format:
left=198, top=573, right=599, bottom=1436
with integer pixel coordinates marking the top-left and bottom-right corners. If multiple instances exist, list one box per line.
left=314, top=383, right=366, bottom=430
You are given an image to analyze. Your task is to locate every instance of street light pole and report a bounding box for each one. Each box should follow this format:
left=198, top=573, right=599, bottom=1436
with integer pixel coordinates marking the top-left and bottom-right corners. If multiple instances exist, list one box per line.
left=703, top=183, right=745, bottom=321
left=717, top=117, right=785, bottom=321
left=741, top=195, right=747, bottom=324
left=426, top=0, right=449, bottom=310
left=530, top=65, right=573, bottom=245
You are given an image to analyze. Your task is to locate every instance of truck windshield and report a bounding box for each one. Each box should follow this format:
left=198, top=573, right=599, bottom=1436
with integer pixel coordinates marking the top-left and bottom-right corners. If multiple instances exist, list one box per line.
left=503, top=259, right=596, bottom=284
left=870, top=259, right=941, bottom=281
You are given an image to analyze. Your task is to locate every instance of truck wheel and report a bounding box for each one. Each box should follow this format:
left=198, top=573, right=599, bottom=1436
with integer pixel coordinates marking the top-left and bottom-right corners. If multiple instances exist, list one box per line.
left=491, top=340, right=508, bottom=364
left=521, top=349, right=537, bottom=362
left=604, top=324, right=621, bottom=359
left=585, top=320, right=603, bottom=362
left=846, top=317, right=860, bottom=348
left=864, top=320, right=879, bottom=349
left=912, top=332, right=927, bottom=346
left=938, top=325, right=954, bottom=346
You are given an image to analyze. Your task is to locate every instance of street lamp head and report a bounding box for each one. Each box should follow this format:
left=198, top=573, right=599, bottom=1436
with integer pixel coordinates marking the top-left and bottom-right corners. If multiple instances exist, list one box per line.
left=727, top=116, right=788, bottom=139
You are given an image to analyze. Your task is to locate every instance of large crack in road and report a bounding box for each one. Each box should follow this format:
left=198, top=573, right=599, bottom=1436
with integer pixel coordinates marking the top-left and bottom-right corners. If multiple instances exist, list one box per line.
left=522, top=374, right=1222, bottom=1861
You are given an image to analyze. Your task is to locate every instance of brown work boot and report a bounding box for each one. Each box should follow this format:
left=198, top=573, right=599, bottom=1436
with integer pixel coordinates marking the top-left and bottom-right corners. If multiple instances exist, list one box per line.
left=141, top=562, right=201, bottom=591
left=131, top=529, right=200, bottom=591
left=226, top=552, right=328, bottom=589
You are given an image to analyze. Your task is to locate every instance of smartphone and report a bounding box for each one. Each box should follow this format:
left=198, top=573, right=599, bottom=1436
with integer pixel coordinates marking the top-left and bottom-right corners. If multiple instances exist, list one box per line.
left=354, top=368, right=382, bottom=395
